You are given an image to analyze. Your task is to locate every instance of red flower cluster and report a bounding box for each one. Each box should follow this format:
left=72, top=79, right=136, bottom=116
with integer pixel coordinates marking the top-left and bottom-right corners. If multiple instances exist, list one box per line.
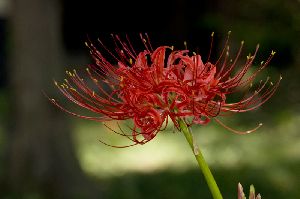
left=50, top=33, right=281, bottom=145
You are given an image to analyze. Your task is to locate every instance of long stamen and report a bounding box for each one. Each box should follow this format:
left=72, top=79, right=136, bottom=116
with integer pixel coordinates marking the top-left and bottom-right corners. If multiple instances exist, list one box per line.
left=214, top=118, right=263, bottom=135
left=207, top=32, right=214, bottom=62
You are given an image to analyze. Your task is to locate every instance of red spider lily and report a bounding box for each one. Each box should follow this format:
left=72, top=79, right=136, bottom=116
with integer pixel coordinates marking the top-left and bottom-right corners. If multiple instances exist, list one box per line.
left=49, top=33, right=281, bottom=146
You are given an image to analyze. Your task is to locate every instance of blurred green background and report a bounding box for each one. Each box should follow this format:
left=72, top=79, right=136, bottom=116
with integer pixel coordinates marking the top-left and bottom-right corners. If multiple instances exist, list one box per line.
left=0, top=0, right=299, bottom=198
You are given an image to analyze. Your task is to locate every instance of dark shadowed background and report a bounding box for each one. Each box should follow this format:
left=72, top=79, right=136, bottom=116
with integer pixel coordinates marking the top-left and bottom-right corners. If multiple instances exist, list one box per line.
left=0, top=0, right=299, bottom=198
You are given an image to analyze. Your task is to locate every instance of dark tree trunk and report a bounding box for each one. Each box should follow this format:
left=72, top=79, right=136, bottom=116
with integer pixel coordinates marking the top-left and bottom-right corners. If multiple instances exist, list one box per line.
left=4, top=0, right=101, bottom=198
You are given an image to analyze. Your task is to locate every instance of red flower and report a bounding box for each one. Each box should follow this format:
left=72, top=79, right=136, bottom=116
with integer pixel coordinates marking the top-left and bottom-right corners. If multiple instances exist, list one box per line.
left=50, top=33, right=281, bottom=146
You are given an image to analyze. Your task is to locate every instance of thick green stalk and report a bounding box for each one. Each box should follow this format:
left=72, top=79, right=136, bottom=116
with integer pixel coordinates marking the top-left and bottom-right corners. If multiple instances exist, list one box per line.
left=178, top=119, right=223, bottom=199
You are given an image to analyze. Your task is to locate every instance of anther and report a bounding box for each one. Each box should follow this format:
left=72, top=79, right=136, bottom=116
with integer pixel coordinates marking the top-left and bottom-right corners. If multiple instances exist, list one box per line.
left=247, top=53, right=252, bottom=60
left=271, top=50, right=276, bottom=56
left=184, top=41, right=187, bottom=49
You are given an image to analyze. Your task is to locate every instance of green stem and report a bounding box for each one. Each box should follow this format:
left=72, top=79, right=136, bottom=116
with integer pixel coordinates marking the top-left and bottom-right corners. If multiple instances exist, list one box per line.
left=178, top=119, right=223, bottom=199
